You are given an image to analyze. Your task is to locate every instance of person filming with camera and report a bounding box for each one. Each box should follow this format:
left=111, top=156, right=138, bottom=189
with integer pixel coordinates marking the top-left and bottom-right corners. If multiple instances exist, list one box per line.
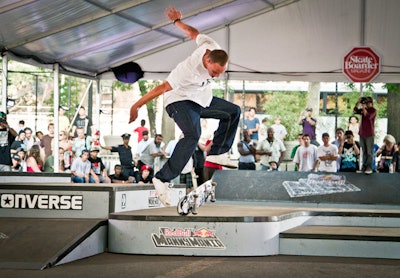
left=0, top=112, right=18, bottom=172
left=353, top=96, right=376, bottom=175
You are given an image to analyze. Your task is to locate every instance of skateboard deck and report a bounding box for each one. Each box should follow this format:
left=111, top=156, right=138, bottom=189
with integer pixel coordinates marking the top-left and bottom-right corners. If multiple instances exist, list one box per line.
left=177, top=179, right=217, bottom=215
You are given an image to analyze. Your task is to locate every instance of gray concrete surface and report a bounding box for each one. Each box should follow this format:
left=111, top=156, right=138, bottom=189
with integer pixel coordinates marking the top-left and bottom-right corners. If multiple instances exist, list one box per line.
left=0, top=253, right=399, bottom=278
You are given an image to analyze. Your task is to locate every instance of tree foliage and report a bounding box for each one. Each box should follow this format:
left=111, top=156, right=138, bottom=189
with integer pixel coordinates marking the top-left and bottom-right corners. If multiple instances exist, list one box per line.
left=263, top=91, right=307, bottom=141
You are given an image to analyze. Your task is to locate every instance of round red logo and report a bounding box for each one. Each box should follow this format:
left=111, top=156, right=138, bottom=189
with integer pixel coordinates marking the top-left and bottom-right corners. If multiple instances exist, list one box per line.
left=343, top=47, right=380, bottom=82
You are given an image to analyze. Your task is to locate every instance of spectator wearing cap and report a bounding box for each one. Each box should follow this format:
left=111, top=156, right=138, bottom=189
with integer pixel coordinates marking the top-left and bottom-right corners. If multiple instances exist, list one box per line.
left=135, top=130, right=152, bottom=159
left=331, top=128, right=345, bottom=171
left=353, top=96, right=376, bottom=175
left=137, top=134, right=167, bottom=172
left=59, top=105, right=70, bottom=134
left=298, top=107, right=319, bottom=146
left=137, top=164, right=153, bottom=184
left=71, top=149, right=93, bottom=183
left=0, top=111, right=18, bottom=171
left=88, top=146, right=111, bottom=183
left=16, top=147, right=27, bottom=172
left=109, top=165, right=133, bottom=183
left=101, top=133, right=139, bottom=181
left=316, top=133, right=338, bottom=173
left=11, top=129, right=27, bottom=154
left=11, top=154, right=23, bottom=172
left=133, top=119, right=149, bottom=143
left=339, top=130, right=360, bottom=172
left=268, top=161, right=278, bottom=171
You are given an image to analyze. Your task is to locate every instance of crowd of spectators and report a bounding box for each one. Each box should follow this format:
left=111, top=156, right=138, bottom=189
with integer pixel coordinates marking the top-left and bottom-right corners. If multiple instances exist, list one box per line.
left=1, top=95, right=399, bottom=189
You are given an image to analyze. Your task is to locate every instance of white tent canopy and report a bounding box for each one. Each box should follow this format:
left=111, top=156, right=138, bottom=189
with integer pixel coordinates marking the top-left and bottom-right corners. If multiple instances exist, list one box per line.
left=1, top=0, right=400, bottom=82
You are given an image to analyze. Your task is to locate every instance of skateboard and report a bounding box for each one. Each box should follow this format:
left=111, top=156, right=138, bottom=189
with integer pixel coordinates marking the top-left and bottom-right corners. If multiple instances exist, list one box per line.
left=177, top=180, right=217, bottom=215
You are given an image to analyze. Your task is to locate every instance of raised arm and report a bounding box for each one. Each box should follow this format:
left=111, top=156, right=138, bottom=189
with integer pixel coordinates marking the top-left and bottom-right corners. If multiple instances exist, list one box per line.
left=165, top=6, right=199, bottom=40
left=129, top=81, right=172, bottom=123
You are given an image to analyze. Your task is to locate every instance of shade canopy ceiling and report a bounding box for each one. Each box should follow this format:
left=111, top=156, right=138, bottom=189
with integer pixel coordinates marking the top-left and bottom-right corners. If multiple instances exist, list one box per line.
left=1, top=0, right=400, bottom=82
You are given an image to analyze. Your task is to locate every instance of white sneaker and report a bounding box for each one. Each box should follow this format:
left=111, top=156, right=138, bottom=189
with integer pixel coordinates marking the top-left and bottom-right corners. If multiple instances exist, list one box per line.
left=206, top=153, right=238, bottom=169
left=152, top=177, right=173, bottom=206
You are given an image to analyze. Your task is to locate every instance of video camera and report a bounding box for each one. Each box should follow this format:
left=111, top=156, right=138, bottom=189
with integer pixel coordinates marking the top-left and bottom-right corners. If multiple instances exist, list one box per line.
left=360, top=97, right=368, bottom=104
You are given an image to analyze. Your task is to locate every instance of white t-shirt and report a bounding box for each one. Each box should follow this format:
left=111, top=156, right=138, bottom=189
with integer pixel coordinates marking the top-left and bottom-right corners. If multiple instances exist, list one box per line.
left=271, top=124, right=287, bottom=140
left=164, top=34, right=221, bottom=108
left=317, top=144, right=338, bottom=172
left=293, top=145, right=318, bottom=172
left=257, top=138, right=286, bottom=166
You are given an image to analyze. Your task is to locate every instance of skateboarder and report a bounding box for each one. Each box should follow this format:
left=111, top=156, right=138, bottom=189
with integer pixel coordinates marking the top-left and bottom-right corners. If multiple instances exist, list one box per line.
left=129, top=6, right=240, bottom=206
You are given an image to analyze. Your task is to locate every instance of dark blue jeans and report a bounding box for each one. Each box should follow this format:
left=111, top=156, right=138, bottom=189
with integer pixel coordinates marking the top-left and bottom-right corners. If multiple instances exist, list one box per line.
left=155, top=97, right=240, bottom=182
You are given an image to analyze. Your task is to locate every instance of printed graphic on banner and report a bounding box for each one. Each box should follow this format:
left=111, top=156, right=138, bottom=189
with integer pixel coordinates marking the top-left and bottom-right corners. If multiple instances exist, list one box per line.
left=282, top=174, right=360, bottom=198
left=0, top=193, right=83, bottom=210
left=148, top=190, right=161, bottom=207
left=152, top=227, right=225, bottom=249
left=121, top=193, right=126, bottom=209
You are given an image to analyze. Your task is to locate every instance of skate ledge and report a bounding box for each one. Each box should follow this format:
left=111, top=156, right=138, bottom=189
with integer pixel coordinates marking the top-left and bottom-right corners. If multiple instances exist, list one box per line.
left=108, top=204, right=400, bottom=223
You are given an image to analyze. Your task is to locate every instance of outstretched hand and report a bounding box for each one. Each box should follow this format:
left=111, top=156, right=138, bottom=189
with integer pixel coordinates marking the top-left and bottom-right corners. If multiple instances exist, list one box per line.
left=129, top=104, right=139, bottom=124
left=165, top=5, right=181, bottom=21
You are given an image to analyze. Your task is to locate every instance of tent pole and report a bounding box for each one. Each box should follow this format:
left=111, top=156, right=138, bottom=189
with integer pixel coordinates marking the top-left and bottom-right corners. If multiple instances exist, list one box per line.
left=53, top=63, right=60, bottom=173
left=67, top=80, right=93, bottom=134
left=1, top=55, right=8, bottom=113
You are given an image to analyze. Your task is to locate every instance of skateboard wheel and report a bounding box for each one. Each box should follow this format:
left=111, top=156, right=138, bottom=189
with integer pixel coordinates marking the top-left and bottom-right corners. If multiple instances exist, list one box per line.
left=211, top=182, right=217, bottom=186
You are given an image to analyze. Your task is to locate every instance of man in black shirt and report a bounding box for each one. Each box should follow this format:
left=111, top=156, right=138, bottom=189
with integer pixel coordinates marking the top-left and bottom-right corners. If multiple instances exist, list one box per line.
left=0, top=111, right=17, bottom=171
left=109, top=165, right=133, bottom=183
left=101, top=133, right=139, bottom=181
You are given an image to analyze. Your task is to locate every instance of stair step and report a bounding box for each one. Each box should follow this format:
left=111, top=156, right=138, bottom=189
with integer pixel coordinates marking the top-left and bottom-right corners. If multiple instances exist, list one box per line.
left=280, top=225, right=400, bottom=259
left=281, top=225, right=400, bottom=241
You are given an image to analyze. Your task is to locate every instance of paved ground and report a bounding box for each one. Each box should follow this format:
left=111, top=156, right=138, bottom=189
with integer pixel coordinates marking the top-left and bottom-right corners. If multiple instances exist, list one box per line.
left=1, top=253, right=399, bottom=278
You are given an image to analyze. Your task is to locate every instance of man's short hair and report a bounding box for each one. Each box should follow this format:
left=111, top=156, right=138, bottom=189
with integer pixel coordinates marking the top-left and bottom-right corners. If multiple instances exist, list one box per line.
left=208, top=49, right=228, bottom=66
left=322, top=132, right=330, bottom=138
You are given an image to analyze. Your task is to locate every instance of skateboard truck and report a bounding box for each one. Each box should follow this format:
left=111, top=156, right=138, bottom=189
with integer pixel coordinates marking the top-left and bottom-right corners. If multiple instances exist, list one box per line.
left=210, top=182, right=217, bottom=202
left=192, top=194, right=199, bottom=214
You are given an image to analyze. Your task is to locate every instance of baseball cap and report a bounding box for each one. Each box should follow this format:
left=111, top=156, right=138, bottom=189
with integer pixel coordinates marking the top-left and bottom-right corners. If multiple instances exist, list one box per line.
left=59, top=105, right=69, bottom=111
left=12, top=154, right=21, bottom=161
left=112, top=62, right=144, bottom=84
left=141, top=164, right=151, bottom=171
left=344, top=130, right=354, bottom=136
left=81, top=149, right=89, bottom=156
left=90, top=146, right=100, bottom=152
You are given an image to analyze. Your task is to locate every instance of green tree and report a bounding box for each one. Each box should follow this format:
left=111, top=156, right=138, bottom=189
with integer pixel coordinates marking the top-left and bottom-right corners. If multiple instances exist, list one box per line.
left=385, top=83, right=400, bottom=142
left=263, top=91, right=307, bottom=141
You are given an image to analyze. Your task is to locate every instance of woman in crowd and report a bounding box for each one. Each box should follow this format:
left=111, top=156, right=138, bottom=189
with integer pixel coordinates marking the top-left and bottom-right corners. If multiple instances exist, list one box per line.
left=376, top=134, right=397, bottom=173
left=59, top=130, right=72, bottom=171
left=26, top=145, right=44, bottom=172
left=347, top=115, right=360, bottom=142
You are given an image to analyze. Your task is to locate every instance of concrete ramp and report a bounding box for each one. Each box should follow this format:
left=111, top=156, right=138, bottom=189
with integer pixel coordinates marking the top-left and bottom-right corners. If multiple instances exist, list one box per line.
left=0, top=218, right=107, bottom=270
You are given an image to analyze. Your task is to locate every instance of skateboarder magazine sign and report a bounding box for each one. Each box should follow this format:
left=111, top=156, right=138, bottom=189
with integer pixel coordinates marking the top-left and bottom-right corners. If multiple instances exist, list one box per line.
left=343, top=47, right=380, bottom=82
